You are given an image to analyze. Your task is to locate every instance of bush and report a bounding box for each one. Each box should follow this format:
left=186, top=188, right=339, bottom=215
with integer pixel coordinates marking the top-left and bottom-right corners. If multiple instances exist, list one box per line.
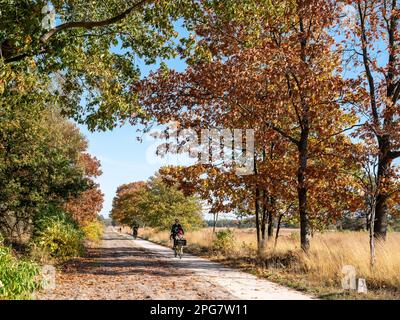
left=33, top=206, right=84, bottom=261
left=0, top=244, right=41, bottom=300
left=82, top=221, right=104, bottom=243
left=212, top=229, right=235, bottom=254
left=28, top=242, right=53, bottom=265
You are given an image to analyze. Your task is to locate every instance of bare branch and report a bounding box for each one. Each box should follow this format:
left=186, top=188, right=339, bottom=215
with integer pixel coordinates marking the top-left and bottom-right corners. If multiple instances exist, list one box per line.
left=388, top=150, right=400, bottom=160
left=40, top=0, right=150, bottom=43
left=235, top=102, right=300, bottom=146
left=314, top=123, right=366, bottom=146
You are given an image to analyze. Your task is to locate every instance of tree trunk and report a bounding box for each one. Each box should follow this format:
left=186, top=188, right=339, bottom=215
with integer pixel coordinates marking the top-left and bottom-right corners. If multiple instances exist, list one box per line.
left=274, top=213, right=283, bottom=250
left=298, top=130, right=311, bottom=252
left=374, top=188, right=389, bottom=240
left=254, top=151, right=262, bottom=250
left=255, top=186, right=261, bottom=247
left=259, top=190, right=267, bottom=250
left=366, top=208, right=371, bottom=231
left=370, top=199, right=376, bottom=269
left=212, top=213, right=217, bottom=233
left=295, top=15, right=311, bottom=253
left=258, top=148, right=268, bottom=250
left=374, top=137, right=393, bottom=240
left=266, top=146, right=275, bottom=239
left=267, top=201, right=274, bottom=238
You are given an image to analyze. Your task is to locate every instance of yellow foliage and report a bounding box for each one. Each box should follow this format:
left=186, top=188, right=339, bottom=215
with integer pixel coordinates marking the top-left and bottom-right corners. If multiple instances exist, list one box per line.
left=82, top=221, right=105, bottom=243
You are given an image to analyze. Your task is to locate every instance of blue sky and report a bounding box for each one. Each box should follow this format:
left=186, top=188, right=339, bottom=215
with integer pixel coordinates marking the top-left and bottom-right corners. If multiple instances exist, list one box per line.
left=79, top=123, right=161, bottom=217
left=79, top=119, right=196, bottom=218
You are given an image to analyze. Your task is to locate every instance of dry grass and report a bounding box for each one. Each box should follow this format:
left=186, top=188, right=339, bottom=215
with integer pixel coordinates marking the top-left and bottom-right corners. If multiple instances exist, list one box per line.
left=138, top=227, right=400, bottom=299
left=140, top=227, right=294, bottom=248
left=269, top=231, right=400, bottom=296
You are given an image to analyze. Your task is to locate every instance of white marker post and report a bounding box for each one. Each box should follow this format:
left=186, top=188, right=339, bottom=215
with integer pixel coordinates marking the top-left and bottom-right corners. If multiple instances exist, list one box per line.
left=341, top=265, right=357, bottom=290
left=41, top=265, right=56, bottom=290
left=357, top=278, right=368, bottom=294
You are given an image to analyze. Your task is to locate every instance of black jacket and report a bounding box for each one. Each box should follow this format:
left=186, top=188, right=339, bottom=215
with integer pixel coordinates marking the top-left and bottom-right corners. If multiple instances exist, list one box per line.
left=170, top=223, right=184, bottom=235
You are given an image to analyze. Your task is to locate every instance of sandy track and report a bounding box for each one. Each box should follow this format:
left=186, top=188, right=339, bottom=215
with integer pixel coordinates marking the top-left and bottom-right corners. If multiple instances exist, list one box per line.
left=38, top=228, right=313, bottom=300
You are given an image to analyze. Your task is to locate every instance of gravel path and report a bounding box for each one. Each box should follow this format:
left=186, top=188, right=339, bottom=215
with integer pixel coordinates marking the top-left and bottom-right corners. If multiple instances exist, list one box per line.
left=38, top=228, right=314, bottom=300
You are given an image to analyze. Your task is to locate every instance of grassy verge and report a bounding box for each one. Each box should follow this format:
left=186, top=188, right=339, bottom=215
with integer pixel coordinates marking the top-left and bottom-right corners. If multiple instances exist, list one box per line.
left=138, top=227, right=400, bottom=300
left=0, top=238, right=41, bottom=300
left=0, top=214, right=105, bottom=300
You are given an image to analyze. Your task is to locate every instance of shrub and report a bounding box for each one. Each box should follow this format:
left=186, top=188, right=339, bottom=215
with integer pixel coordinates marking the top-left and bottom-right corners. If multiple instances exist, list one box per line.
left=82, top=220, right=104, bottom=243
left=0, top=244, right=41, bottom=300
left=33, top=206, right=84, bottom=261
left=212, top=229, right=235, bottom=254
left=28, top=242, right=53, bottom=265
left=34, top=220, right=84, bottom=260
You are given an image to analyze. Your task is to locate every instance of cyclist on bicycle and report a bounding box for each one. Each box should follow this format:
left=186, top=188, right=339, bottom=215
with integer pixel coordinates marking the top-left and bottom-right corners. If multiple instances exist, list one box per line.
left=132, top=222, right=139, bottom=239
left=170, top=219, right=184, bottom=248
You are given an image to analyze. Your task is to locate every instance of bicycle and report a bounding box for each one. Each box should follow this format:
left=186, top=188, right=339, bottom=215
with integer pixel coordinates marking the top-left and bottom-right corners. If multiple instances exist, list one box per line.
left=173, top=237, right=186, bottom=259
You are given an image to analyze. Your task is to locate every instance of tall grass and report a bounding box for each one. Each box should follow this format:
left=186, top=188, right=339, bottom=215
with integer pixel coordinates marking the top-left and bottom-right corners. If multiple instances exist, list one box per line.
left=140, top=227, right=256, bottom=249
left=139, top=227, right=400, bottom=294
left=296, top=232, right=400, bottom=291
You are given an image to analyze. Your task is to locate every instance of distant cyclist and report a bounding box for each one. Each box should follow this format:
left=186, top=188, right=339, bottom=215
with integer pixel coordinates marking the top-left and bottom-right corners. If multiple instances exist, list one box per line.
left=170, top=219, right=184, bottom=247
left=170, top=219, right=185, bottom=258
left=132, top=222, right=139, bottom=239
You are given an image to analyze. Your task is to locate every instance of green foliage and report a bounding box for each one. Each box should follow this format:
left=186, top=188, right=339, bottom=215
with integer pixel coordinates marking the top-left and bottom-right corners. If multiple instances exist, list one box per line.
left=140, top=178, right=204, bottom=230
left=33, top=205, right=84, bottom=260
left=111, top=177, right=204, bottom=231
left=82, top=221, right=105, bottom=243
left=212, top=229, right=235, bottom=253
left=0, top=244, right=41, bottom=300
left=0, top=100, right=89, bottom=244
left=0, top=0, right=196, bottom=130
left=388, top=217, right=400, bottom=232
left=339, top=212, right=366, bottom=231
left=110, top=181, right=147, bottom=226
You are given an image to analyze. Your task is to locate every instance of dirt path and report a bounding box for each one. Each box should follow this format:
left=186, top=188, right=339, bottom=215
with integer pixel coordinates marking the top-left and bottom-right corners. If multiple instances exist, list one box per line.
left=38, top=228, right=313, bottom=300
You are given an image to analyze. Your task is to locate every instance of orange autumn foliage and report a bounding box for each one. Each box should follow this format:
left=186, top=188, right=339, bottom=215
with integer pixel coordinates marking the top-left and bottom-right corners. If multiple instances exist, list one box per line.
left=63, top=153, right=104, bottom=225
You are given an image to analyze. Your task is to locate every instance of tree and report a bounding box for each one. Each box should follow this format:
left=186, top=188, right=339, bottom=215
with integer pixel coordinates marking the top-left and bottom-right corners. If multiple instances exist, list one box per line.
left=135, top=0, right=361, bottom=251
left=111, top=181, right=147, bottom=226
left=0, top=105, right=89, bottom=244
left=341, top=0, right=400, bottom=240
left=141, top=176, right=203, bottom=230
left=62, top=154, right=104, bottom=225
left=0, top=0, right=199, bottom=130
left=0, top=61, right=102, bottom=243
left=158, top=161, right=294, bottom=251
left=111, top=176, right=203, bottom=230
